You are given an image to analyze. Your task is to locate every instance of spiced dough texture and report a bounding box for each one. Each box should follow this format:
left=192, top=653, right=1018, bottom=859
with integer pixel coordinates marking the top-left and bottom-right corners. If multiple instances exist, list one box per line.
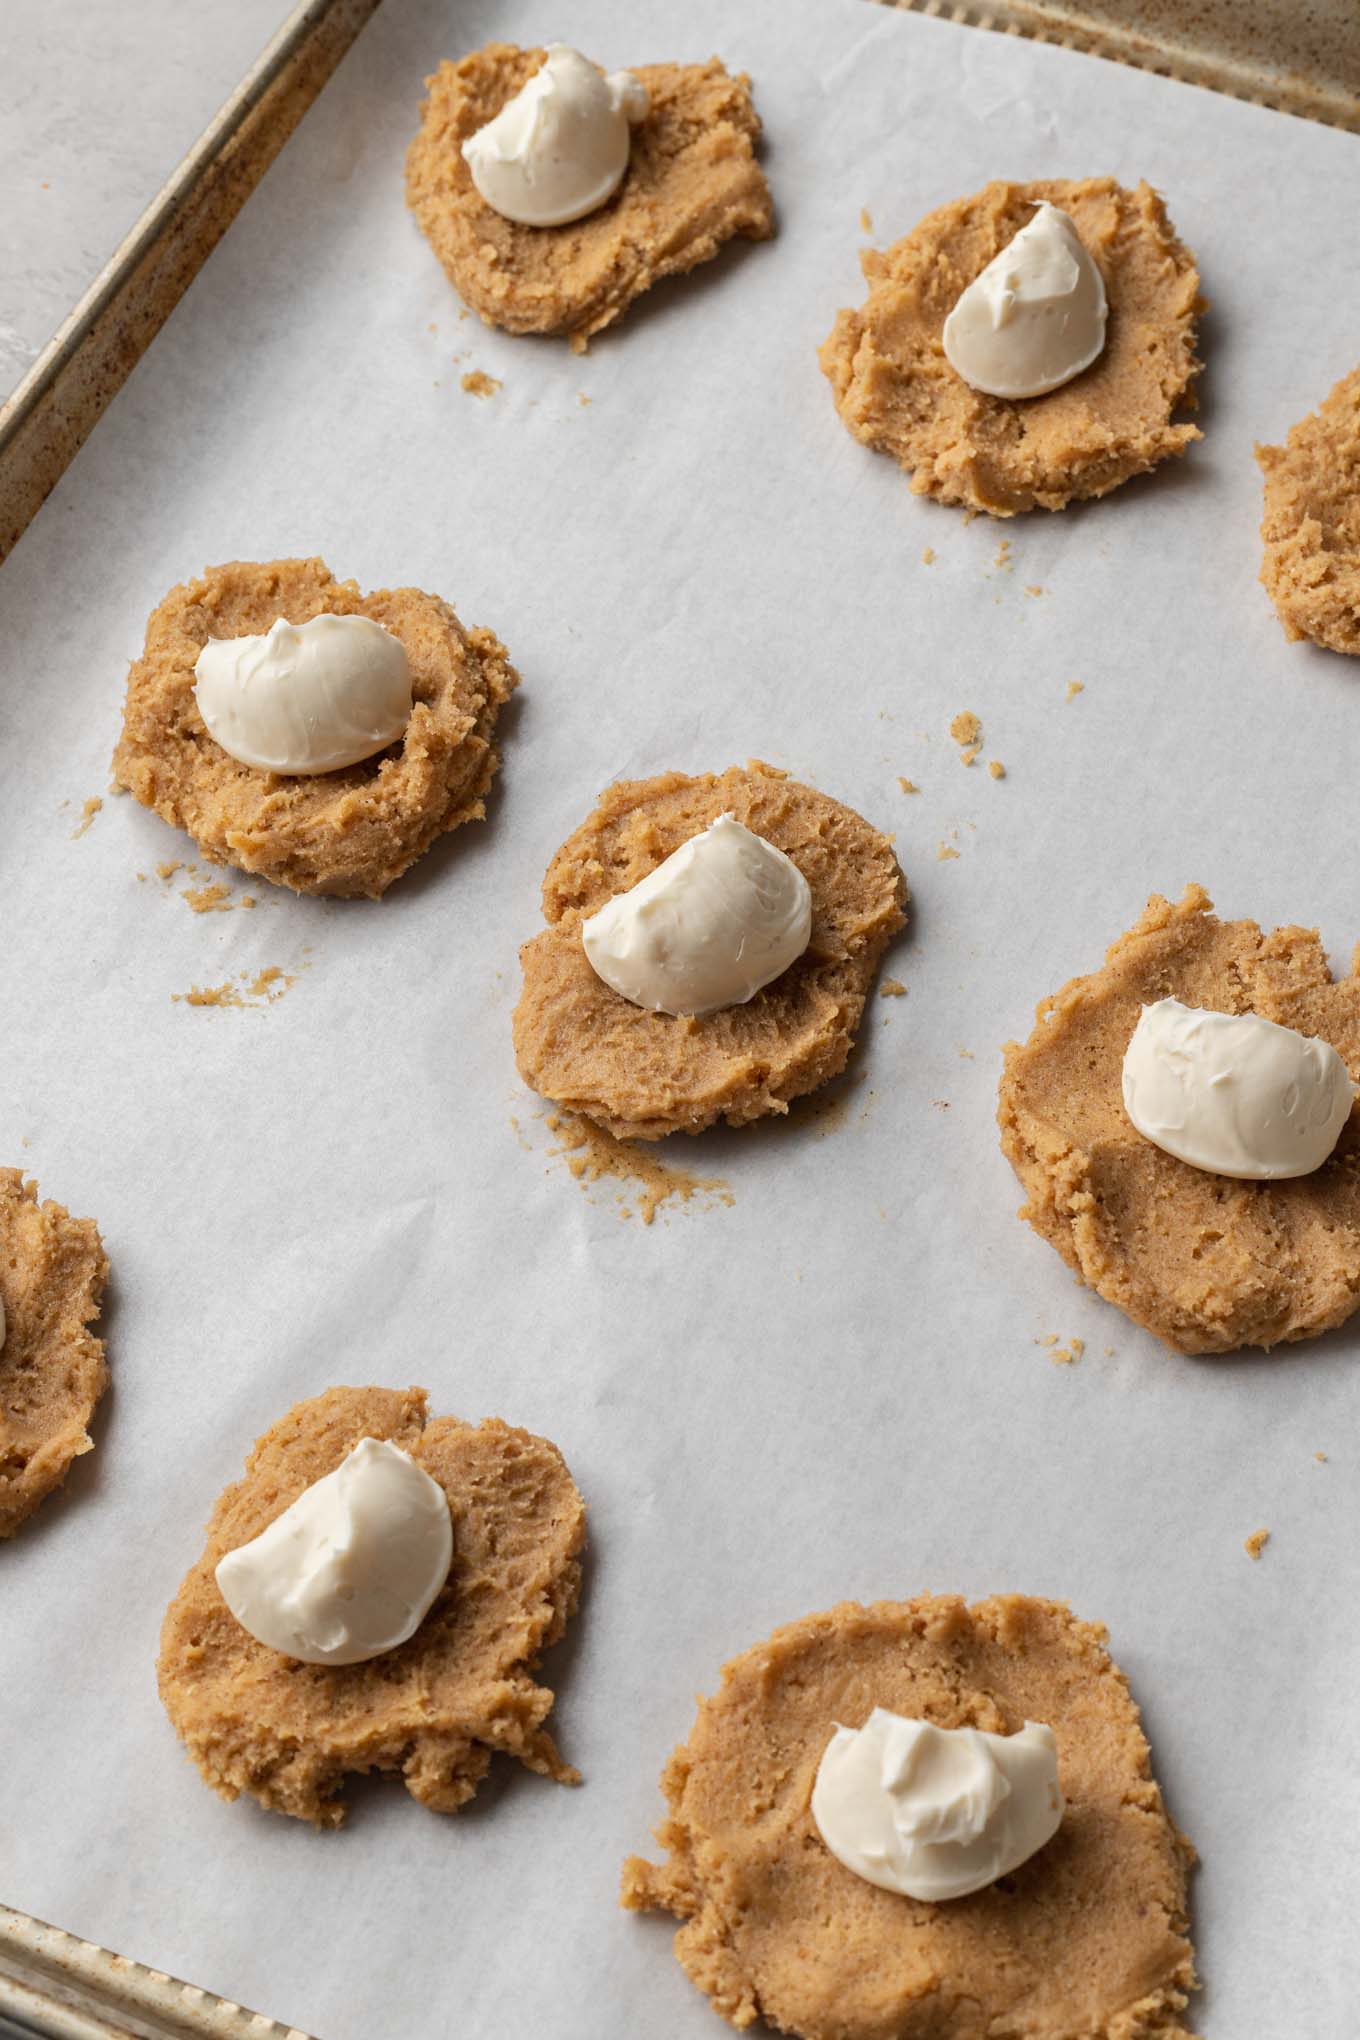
left=513, top=764, right=907, bottom=1140
left=623, top=1595, right=1197, bottom=2039
left=405, top=44, right=774, bottom=349
left=112, top=558, right=517, bottom=899
left=1257, top=366, right=1360, bottom=654
left=820, top=179, right=1202, bottom=515
left=0, top=1171, right=108, bottom=1539
left=1000, top=885, right=1360, bottom=1355
left=158, top=1386, right=585, bottom=1826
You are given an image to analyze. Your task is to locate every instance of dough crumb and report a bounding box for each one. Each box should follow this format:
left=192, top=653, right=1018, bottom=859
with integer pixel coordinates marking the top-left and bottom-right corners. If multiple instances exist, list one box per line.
left=921, top=547, right=935, bottom=566
left=937, top=844, right=959, bottom=862
left=156, top=860, right=183, bottom=880
left=1025, top=583, right=1044, bottom=597
left=1050, top=1335, right=1085, bottom=1366
left=70, top=796, right=102, bottom=839
left=542, top=1112, right=731, bottom=1226
left=461, top=370, right=501, bottom=398
left=172, top=965, right=298, bottom=1010
left=859, top=206, right=872, bottom=232
left=994, top=538, right=1013, bottom=570
left=1244, top=1527, right=1271, bottom=1561
left=950, top=710, right=981, bottom=746
left=897, top=776, right=919, bottom=794
left=879, top=978, right=907, bottom=998
left=182, top=882, right=232, bottom=914
left=1315, top=1450, right=1328, bottom=1463
left=578, top=392, right=591, bottom=407
left=988, top=759, right=1006, bottom=779
left=1065, top=679, right=1084, bottom=702
left=960, top=744, right=981, bottom=767
left=241, top=895, right=257, bottom=909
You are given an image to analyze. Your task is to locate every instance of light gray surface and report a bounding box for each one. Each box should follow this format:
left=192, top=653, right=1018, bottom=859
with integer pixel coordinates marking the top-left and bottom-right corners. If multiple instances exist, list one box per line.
left=2, top=3, right=1359, bottom=2037
left=0, top=0, right=292, bottom=397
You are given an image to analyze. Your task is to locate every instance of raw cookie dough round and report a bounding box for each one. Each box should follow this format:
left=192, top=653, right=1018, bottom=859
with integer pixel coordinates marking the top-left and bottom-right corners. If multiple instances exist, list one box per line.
left=623, top=1595, right=1197, bottom=2040
left=405, top=44, right=774, bottom=350
left=1256, top=365, right=1360, bottom=654
left=158, top=1386, right=585, bottom=1826
left=0, top=1170, right=108, bottom=1539
left=112, top=558, right=518, bottom=899
left=819, top=179, right=1202, bottom=516
left=999, top=884, right=1360, bottom=1354
left=513, top=763, right=907, bottom=1140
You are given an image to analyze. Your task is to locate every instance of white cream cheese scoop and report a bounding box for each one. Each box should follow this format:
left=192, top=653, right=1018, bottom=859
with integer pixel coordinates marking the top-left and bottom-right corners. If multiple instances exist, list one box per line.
left=462, top=44, right=649, bottom=228
left=215, top=1437, right=453, bottom=1666
left=1122, top=998, right=1353, bottom=1180
left=581, top=813, right=813, bottom=1017
left=812, top=1710, right=1064, bottom=1902
left=942, top=201, right=1107, bottom=400
left=193, top=614, right=412, bottom=775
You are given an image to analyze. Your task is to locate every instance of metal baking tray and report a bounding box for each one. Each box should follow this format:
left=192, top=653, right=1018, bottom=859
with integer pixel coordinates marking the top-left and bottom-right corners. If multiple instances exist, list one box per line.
left=2, top=1, right=1356, bottom=2033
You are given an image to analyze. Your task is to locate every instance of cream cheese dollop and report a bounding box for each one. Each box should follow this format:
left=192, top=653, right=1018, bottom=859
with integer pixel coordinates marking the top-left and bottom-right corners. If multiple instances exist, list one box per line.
left=215, top=1437, right=453, bottom=1666
left=1122, top=998, right=1354, bottom=1180
left=193, top=614, right=412, bottom=775
left=942, top=201, right=1107, bottom=400
left=811, top=1710, right=1064, bottom=1902
left=461, top=44, right=649, bottom=228
left=581, top=813, right=812, bottom=1017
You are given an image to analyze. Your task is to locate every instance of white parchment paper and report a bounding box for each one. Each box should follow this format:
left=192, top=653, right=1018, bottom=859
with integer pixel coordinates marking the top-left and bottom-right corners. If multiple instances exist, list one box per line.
left=3, top=3, right=1359, bottom=2035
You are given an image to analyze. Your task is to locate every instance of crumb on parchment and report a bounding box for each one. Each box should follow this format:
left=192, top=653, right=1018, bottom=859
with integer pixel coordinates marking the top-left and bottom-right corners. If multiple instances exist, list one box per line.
left=461, top=370, right=501, bottom=398
left=879, top=978, right=907, bottom=999
left=921, top=547, right=935, bottom=565
left=859, top=206, right=872, bottom=232
left=897, top=777, right=919, bottom=794
left=541, top=1111, right=731, bottom=1226
left=172, top=965, right=299, bottom=1009
left=950, top=711, right=981, bottom=747
left=937, top=844, right=959, bottom=862
left=1066, top=680, right=1084, bottom=702
left=70, top=797, right=102, bottom=839
left=182, top=882, right=232, bottom=914
left=1244, top=1528, right=1270, bottom=1561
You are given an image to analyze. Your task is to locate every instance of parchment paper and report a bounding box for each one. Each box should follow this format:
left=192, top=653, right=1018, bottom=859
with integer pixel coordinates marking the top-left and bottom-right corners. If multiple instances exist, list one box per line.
left=3, top=3, right=1358, bottom=2035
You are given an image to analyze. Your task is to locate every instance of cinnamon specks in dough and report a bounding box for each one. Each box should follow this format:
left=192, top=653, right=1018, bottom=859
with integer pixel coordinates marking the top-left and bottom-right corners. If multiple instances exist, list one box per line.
left=1244, top=1528, right=1271, bottom=1561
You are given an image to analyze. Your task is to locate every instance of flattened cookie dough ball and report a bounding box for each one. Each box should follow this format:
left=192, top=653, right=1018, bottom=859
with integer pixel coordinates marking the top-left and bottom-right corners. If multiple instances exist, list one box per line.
left=0, top=1170, right=108, bottom=1539
left=112, top=557, right=518, bottom=899
left=999, top=884, right=1360, bottom=1354
left=158, top=1386, right=586, bottom=1826
left=623, top=1595, right=1197, bottom=2040
left=820, top=179, right=1202, bottom=515
left=1257, top=366, right=1360, bottom=654
left=405, top=44, right=773, bottom=350
left=513, top=763, right=907, bottom=1140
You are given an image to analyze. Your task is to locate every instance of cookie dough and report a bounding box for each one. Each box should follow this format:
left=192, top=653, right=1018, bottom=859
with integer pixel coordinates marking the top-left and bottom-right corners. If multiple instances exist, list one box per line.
left=405, top=44, right=774, bottom=350
left=513, top=763, right=907, bottom=1139
left=623, top=1595, right=1197, bottom=2039
left=158, top=1386, right=585, bottom=1826
left=1257, top=366, right=1360, bottom=654
left=999, top=885, right=1360, bottom=1354
left=112, top=558, right=517, bottom=899
left=820, top=179, right=1202, bottom=516
left=0, top=1170, right=108, bottom=1539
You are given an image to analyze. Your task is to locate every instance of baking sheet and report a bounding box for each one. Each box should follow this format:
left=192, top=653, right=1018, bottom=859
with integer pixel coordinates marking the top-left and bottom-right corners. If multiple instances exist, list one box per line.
left=2, top=2, right=1358, bottom=2035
